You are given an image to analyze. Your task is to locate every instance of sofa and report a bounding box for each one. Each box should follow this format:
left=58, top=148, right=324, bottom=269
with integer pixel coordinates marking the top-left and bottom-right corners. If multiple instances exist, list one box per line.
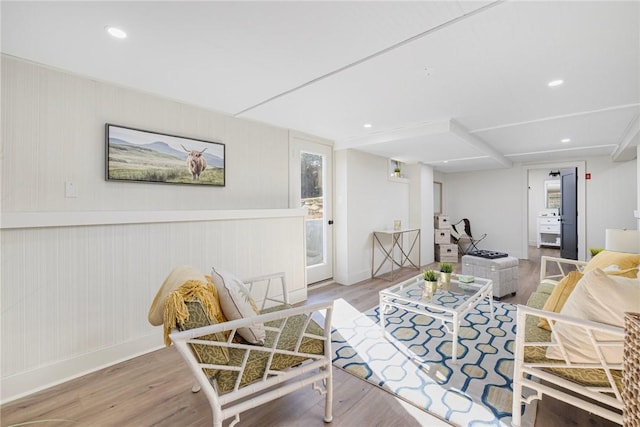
left=512, top=252, right=640, bottom=426
left=148, top=267, right=334, bottom=427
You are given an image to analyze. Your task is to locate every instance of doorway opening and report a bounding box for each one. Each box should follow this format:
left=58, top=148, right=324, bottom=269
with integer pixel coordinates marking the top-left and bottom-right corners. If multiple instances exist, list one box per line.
left=523, top=161, right=586, bottom=261
left=290, top=134, right=334, bottom=285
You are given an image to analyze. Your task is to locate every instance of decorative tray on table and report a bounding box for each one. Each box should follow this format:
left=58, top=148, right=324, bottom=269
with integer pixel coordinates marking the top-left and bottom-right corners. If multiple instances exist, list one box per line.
left=467, top=250, right=508, bottom=259
left=457, top=275, right=475, bottom=283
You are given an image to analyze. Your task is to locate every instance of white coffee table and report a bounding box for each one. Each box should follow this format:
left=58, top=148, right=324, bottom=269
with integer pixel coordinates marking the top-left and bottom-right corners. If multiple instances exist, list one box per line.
left=379, top=274, right=494, bottom=363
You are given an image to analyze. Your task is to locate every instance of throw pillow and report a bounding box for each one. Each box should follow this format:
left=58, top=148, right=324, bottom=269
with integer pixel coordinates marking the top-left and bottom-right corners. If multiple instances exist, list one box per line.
left=537, top=268, right=638, bottom=331
left=210, top=267, right=265, bottom=345
left=545, top=268, right=640, bottom=364
left=204, top=275, right=228, bottom=324
left=537, top=271, right=583, bottom=331
left=584, top=250, right=640, bottom=273
left=602, top=266, right=639, bottom=278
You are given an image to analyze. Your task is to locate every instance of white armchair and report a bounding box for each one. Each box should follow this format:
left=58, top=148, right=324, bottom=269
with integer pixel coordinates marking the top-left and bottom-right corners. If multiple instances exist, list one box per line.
left=512, top=305, right=625, bottom=426
left=168, top=272, right=334, bottom=427
left=512, top=256, right=627, bottom=426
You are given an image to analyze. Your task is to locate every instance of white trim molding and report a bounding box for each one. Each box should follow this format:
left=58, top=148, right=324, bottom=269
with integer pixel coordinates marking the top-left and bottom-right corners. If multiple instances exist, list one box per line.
left=1, top=208, right=306, bottom=229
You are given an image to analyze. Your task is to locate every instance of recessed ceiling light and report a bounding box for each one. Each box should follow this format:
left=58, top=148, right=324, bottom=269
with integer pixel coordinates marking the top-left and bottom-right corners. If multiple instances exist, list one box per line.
left=363, top=123, right=372, bottom=128
left=548, top=79, right=564, bottom=87
left=106, top=26, right=127, bottom=39
left=561, top=138, right=571, bottom=143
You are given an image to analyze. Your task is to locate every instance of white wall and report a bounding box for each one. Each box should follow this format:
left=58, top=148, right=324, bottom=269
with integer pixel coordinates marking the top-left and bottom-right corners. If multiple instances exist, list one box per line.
left=1, top=57, right=290, bottom=212
left=583, top=156, right=637, bottom=249
left=408, top=163, right=435, bottom=266
left=334, top=149, right=413, bottom=285
left=0, top=56, right=308, bottom=403
left=334, top=149, right=349, bottom=283
left=443, top=157, right=637, bottom=259
left=445, top=166, right=524, bottom=257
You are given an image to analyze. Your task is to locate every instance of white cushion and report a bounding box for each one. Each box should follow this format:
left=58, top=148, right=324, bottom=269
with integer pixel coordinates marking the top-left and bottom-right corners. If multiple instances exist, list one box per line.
left=210, top=267, right=265, bottom=345
left=545, top=268, right=640, bottom=364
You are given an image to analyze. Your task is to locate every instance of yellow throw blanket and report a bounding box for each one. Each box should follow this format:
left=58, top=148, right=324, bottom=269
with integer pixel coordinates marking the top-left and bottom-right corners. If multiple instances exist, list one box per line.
left=162, top=277, right=226, bottom=346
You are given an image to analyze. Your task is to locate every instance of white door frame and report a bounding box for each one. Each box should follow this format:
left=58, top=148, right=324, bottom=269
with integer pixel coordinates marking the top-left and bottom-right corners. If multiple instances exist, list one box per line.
left=521, top=161, right=586, bottom=261
left=289, top=131, right=334, bottom=284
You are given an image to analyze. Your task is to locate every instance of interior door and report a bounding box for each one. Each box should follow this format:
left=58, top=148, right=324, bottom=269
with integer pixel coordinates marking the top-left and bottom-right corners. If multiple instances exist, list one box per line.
left=290, top=136, right=333, bottom=284
left=560, top=168, right=578, bottom=260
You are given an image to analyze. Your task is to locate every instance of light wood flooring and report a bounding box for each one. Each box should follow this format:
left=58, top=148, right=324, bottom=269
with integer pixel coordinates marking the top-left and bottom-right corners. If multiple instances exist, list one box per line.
left=1, top=247, right=619, bottom=427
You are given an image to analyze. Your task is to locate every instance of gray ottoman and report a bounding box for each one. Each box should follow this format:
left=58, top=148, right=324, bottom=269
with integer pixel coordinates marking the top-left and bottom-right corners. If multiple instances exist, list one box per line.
left=461, top=255, right=519, bottom=299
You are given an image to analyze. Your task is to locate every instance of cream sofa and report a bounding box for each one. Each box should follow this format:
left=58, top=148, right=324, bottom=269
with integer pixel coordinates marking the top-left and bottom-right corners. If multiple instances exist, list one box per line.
left=511, top=254, right=640, bottom=426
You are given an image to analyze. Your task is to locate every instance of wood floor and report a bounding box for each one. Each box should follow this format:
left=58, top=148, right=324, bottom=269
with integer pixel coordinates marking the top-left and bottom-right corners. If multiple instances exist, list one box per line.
left=1, top=247, right=619, bottom=427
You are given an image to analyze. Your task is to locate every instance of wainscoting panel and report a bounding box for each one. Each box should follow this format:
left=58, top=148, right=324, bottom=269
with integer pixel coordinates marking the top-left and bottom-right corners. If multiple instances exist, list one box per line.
left=0, top=210, right=306, bottom=403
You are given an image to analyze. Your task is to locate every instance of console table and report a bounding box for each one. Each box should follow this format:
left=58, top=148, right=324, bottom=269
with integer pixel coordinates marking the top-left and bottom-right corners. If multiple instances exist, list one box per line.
left=371, top=228, right=421, bottom=281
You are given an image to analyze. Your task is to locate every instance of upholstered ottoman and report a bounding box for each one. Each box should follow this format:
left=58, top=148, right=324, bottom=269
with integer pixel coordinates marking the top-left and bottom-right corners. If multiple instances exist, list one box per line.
left=461, top=254, right=519, bottom=299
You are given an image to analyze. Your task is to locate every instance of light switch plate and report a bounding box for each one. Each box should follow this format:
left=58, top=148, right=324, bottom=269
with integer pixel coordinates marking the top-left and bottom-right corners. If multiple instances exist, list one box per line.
left=65, top=181, right=78, bottom=198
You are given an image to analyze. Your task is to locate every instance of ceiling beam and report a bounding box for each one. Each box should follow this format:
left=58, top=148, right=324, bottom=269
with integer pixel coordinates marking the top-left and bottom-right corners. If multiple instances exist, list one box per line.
left=611, top=113, right=640, bottom=162
left=449, top=120, right=512, bottom=168
left=335, top=120, right=451, bottom=149
left=470, top=104, right=640, bottom=134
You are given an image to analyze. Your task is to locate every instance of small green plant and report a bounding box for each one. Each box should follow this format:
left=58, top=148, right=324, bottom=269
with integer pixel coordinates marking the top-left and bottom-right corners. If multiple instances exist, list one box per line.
left=394, top=167, right=401, bottom=173
left=589, top=247, right=604, bottom=258
left=423, top=269, right=437, bottom=281
left=439, top=262, right=453, bottom=273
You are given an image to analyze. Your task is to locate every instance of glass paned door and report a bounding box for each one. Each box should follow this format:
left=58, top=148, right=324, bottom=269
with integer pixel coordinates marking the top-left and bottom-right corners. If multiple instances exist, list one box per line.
left=290, top=136, right=333, bottom=284
left=301, top=152, right=325, bottom=267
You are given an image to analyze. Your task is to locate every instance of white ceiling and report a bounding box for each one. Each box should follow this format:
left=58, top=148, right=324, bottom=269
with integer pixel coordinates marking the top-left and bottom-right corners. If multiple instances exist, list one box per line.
left=2, top=1, right=639, bottom=173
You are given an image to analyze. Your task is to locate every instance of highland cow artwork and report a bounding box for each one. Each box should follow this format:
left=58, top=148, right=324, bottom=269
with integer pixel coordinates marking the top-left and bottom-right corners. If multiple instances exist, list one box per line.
left=105, top=124, right=225, bottom=186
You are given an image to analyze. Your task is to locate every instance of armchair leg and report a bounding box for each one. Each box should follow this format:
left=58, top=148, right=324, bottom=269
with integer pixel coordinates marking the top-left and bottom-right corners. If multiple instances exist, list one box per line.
left=228, top=414, right=240, bottom=427
left=192, top=382, right=201, bottom=393
left=324, top=373, right=333, bottom=423
left=511, top=392, right=522, bottom=426
left=511, top=368, right=522, bottom=427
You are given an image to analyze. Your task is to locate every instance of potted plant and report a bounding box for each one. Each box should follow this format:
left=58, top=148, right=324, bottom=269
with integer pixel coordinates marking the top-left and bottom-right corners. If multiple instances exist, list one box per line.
left=589, top=247, right=604, bottom=258
left=439, top=262, right=453, bottom=289
left=422, top=269, right=438, bottom=298
left=393, top=167, right=401, bottom=177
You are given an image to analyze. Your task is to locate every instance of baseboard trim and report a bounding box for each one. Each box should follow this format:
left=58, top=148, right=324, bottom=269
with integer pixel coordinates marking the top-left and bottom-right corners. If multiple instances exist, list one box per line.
left=0, top=333, right=163, bottom=404
left=340, top=269, right=371, bottom=286
left=308, top=278, right=335, bottom=289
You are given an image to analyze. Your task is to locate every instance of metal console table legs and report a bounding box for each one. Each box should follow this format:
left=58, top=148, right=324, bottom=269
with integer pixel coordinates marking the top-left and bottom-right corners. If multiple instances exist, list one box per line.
left=371, top=228, right=421, bottom=280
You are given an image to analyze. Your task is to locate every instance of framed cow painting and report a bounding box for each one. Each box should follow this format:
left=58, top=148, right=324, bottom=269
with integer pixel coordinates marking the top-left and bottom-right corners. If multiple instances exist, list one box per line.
left=105, top=124, right=225, bottom=186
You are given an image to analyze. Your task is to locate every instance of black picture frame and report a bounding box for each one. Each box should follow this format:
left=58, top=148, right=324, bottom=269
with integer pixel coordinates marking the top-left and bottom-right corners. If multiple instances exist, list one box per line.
left=105, top=123, right=225, bottom=186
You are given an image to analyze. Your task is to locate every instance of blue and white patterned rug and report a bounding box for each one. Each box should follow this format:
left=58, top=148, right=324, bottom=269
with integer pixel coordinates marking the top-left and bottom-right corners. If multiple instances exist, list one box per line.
left=330, top=298, right=536, bottom=427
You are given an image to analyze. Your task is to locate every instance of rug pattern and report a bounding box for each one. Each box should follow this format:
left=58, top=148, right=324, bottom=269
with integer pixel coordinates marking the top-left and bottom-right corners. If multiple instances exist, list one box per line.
left=331, top=299, right=534, bottom=426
